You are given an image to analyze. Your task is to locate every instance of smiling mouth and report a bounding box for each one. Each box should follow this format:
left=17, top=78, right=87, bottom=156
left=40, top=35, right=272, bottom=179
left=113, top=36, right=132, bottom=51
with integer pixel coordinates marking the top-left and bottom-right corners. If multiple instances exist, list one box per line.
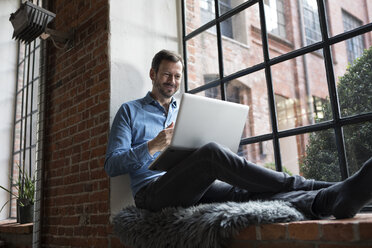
left=163, top=84, right=175, bottom=89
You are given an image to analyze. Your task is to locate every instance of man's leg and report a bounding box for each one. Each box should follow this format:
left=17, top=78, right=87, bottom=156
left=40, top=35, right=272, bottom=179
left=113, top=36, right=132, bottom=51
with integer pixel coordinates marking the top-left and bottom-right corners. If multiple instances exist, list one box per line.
left=197, top=181, right=320, bottom=219
left=246, top=157, right=372, bottom=219
left=312, top=157, right=372, bottom=219
left=136, top=142, right=330, bottom=211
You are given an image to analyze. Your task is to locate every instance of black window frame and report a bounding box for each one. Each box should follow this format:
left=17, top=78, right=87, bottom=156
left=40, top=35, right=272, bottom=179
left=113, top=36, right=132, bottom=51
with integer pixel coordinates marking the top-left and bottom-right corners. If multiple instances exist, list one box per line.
left=181, top=0, right=372, bottom=212
left=10, top=0, right=42, bottom=219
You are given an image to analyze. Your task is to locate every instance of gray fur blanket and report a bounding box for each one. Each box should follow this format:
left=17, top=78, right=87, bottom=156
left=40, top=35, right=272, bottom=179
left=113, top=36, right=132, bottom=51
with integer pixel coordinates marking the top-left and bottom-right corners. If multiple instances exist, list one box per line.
left=113, top=200, right=305, bottom=248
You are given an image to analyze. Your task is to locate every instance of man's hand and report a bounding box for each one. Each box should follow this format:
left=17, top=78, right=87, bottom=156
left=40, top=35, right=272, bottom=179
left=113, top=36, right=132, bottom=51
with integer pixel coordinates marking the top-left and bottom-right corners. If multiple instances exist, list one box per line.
left=148, top=122, right=174, bottom=156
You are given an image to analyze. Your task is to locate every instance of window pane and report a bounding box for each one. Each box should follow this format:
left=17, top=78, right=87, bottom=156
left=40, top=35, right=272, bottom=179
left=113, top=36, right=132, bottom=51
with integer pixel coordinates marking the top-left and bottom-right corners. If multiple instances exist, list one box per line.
left=267, top=0, right=322, bottom=59
left=225, top=80, right=251, bottom=139
left=29, top=52, right=35, bottom=79
left=272, top=51, right=331, bottom=130
left=227, top=70, right=272, bottom=137
left=15, top=92, right=23, bottom=121
left=219, top=0, right=231, bottom=15
left=332, top=35, right=371, bottom=118
left=31, top=147, right=36, bottom=176
left=220, top=16, right=233, bottom=39
left=279, top=135, right=301, bottom=175
left=196, top=85, right=222, bottom=100
left=222, top=4, right=264, bottom=76
left=186, top=0, right=250, bottom=35
left=14, top=122, right=21, bottom=152
left=17, top=62, right=24, bottom=92
left=33, top=45, right=40, bottom=78
left=27, top=84, right=33, bottom=114
left=32, top=79, right=39, bottom=112
left=22, top=58, right=28, bottom=93
left=25, top=117, right=31, bottom=149
left=186, top=27, right=219, bottom=91
left=343, top=122, right=372, bottom=176
left=186, top=0, right=215, bottom=35
left=239, top=140, right=275, bottom=167
left=297, top=130, right=341, bottom=182
left=32, top=113, right=38, bottom=145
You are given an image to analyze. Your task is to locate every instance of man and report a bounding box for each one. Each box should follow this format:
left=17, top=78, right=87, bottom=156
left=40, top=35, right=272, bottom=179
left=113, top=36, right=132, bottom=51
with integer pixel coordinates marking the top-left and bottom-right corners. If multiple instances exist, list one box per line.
left=105, top=49, right=372, bottom=219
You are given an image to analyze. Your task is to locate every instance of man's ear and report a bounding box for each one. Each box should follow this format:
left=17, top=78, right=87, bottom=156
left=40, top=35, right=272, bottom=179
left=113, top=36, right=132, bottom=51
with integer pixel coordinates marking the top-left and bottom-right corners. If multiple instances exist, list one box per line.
left=149, top=68, right=156, bottom=81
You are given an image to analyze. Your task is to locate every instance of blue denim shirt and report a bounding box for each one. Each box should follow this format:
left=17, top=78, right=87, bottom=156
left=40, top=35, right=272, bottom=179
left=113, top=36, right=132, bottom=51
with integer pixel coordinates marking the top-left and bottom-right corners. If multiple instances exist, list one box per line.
left=104, top=92, right=178, bottom=196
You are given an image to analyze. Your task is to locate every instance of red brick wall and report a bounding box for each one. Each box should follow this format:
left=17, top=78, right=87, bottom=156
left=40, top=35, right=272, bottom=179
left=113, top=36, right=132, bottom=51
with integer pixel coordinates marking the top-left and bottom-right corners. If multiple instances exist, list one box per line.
left=41, top=0, right=120, bottom=247
left=230, top=213, right=372, bottom=248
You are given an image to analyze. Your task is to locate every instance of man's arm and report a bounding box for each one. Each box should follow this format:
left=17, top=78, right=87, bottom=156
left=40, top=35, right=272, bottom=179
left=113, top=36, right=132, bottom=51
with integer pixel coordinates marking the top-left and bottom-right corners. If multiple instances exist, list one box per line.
left=104, top=106, right=154, bottom=177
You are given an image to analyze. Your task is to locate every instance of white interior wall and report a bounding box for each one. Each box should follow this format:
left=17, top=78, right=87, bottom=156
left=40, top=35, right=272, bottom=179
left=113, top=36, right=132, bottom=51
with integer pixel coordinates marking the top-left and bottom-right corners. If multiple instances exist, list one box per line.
left=0, top=0, right=19, bottom=220
left=109, top=0, right=183, bottom=217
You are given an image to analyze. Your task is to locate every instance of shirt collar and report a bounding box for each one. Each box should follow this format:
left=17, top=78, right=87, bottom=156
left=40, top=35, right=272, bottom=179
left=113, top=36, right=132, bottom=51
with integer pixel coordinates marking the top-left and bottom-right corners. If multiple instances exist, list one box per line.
left=143, top=91, right=177, bottom=108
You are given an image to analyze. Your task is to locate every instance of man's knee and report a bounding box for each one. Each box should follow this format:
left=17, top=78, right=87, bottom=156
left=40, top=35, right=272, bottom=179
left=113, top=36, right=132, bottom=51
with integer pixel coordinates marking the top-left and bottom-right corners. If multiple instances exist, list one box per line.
left=202, top=141, right=223, bottom=151
left=198, top=142, right=226, bottom=156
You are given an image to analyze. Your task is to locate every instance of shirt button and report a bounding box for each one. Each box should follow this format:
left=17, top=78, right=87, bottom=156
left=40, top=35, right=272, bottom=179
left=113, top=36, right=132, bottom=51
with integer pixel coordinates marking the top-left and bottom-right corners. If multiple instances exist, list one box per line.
left=163, top=113, right=166, bottom=116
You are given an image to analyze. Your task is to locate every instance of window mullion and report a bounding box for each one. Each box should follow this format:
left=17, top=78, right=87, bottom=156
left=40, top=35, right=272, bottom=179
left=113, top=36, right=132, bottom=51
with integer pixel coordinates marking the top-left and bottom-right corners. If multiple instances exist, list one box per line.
left=258, top=0, right=283, bottom=172
left=214, top=0, right=226, bottom=100
left=316, top=0, right=348, bottom=179
left=181, top=0, right=189, bottom=93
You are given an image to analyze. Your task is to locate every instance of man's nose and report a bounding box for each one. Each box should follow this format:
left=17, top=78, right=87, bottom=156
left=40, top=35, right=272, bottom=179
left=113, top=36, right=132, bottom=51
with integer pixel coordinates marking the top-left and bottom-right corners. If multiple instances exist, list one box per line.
left=167, top=75, right=176, bottom=84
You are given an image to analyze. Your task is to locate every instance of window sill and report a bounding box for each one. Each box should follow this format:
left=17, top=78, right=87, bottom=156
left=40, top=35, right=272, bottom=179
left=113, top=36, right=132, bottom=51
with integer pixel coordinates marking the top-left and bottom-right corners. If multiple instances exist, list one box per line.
left=230, top=213, right=372, bottom=247
left=0, top=219, right=33, bottom=234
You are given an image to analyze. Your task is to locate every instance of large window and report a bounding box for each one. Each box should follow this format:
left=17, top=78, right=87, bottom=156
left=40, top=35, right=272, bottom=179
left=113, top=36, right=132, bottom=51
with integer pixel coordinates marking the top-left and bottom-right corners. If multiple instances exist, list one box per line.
left=182, top=0, right=372, bottom=210
left=10, top=0, right=42, bottom=220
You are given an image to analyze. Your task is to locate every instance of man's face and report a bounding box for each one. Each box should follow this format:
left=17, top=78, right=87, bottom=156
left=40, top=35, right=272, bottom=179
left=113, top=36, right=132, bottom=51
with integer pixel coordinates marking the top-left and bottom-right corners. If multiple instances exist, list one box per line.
left=150, top=60, right=183, bottom=99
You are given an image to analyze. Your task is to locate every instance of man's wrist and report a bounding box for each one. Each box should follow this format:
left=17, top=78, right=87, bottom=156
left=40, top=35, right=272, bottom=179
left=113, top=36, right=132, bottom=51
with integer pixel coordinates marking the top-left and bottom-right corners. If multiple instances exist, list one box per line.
left=147, top=140, right=157, bottom=156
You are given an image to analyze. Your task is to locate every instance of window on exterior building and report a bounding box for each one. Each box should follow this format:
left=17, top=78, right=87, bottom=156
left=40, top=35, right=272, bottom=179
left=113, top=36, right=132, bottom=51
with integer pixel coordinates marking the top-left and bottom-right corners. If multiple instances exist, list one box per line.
left=264, top=0, right=286, bottom=39
left=219, top=0, right=233, bottom=38
left=200, top=0, right=233, bottom=39
left=302, top=0, right=322, bottom=45
left=182, top=0, right=372, bottom=212
left=203, top=74, right=220, bottom=99
left=200, top=0, right=215, bottom=24
left=276, top=95, right=296, bottom=131
left=312, top=96, right=327, bottom=121
left=342, top=10, right=365, bottom=63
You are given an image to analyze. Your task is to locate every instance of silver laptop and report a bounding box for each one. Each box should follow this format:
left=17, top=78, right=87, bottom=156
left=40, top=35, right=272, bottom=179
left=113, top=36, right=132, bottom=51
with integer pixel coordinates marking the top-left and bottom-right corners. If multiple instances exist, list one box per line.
left=148, top=93, right=249, bottom=171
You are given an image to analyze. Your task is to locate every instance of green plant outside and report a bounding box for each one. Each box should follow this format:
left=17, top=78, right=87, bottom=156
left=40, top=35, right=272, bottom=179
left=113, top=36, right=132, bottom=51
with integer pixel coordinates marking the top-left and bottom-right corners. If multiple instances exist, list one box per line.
left=300, top=46, right=372, bottom=181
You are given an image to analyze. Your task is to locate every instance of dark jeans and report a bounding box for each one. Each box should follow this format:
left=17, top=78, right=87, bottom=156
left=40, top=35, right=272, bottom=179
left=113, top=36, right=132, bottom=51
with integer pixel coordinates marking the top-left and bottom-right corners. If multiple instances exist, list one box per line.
left=135, top=142, right=321, bottom=218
